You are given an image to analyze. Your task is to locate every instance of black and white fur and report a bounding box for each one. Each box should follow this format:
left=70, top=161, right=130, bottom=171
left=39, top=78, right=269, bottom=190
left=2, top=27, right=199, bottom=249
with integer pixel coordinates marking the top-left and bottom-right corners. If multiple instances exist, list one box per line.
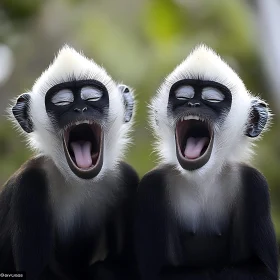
left=135, top=45, right=279, bottom=279
left=0, top=46, right=139, bottom=280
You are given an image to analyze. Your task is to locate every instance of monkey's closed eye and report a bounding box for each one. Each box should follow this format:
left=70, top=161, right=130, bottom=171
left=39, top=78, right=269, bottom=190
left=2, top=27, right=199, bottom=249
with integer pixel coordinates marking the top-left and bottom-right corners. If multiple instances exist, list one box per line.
left=175, top=86, right=195, bottom=100
left=81, top=86, right=102, bottom=102
left=52, top=89, right=74, bottom=106
left=202, top=87, right=224, bottom=103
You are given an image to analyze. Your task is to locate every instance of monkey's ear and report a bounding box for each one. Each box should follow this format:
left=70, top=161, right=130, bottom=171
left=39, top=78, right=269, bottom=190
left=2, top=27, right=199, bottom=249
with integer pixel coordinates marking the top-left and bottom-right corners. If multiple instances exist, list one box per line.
left=245, top=99, right=269, bottom=138
left=118, top=84, right=134, bottom=123
left=12, top=93, right=34, bottom=133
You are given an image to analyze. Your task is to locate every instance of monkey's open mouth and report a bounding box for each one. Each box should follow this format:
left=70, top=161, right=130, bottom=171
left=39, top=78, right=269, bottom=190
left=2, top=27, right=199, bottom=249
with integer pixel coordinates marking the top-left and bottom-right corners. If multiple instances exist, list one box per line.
left=63, top=122, right=103, bottom=179
left=175, top=116, right=214, bottom=170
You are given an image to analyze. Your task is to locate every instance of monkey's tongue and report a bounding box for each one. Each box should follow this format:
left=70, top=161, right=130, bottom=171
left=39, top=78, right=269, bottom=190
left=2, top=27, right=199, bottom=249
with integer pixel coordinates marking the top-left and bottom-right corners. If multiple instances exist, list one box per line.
left=70, top=141, right=92, bottom=169
left=184, top=137, right=209, bottom=159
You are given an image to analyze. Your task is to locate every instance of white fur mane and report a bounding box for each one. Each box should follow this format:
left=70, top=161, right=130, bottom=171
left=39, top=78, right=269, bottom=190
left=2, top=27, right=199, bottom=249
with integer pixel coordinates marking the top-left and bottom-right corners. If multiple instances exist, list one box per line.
left=11, top=45, right=134, bottom=183
left=150, top=44, right=268, bottom=179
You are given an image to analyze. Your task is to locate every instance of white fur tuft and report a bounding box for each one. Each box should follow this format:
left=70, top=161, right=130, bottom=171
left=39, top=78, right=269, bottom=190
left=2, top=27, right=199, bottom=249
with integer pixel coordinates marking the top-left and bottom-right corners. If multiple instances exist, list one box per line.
left=10, top=45, right=135, bottom=183
left=150, top=44, right=270, bottom=179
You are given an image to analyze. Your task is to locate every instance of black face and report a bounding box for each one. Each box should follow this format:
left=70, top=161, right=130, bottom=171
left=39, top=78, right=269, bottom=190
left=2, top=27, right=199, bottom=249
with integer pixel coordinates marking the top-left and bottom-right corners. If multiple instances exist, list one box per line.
left=45, top=79, right=109, bottom=179
left=168, top=79, right=232, bottom=171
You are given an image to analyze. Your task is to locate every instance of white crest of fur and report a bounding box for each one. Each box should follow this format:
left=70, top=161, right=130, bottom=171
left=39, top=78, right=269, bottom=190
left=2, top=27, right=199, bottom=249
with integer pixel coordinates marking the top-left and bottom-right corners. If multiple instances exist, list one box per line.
left=150, top=44, right=268, bottom=179
left=11, top=45, right=134, bottom=182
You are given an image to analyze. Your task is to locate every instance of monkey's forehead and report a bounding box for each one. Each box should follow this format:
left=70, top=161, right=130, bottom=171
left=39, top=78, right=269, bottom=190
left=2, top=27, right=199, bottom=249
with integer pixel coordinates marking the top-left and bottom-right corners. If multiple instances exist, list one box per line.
left=32, top=45, right=117, bottom=95
left=162, top=44, right=247, bottom=95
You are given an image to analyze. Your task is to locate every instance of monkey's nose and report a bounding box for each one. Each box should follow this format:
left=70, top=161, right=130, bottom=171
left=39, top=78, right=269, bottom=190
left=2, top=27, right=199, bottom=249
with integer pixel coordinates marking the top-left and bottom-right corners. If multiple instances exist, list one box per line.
left=74, top=107, right=88, bottom=113
left=187, top=102, right=200, bottom=108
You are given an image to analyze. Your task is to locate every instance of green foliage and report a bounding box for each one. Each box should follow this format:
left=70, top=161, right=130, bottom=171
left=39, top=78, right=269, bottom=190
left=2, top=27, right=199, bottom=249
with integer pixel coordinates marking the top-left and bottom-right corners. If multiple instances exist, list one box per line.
left=1, top=0, right=42, bottom=21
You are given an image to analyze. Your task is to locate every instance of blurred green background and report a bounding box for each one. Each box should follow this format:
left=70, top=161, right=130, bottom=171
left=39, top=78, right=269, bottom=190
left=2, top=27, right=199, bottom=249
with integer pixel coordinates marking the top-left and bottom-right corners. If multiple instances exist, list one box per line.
left=0, top=0, right=279, bottom=252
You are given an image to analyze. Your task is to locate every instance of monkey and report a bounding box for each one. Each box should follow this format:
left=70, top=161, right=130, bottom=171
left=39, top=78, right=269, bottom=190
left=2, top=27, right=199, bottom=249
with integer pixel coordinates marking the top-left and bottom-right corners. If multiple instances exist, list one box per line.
left=0, top=45, right=139, bottom=280
left=135, top=45, right=279, bottom=280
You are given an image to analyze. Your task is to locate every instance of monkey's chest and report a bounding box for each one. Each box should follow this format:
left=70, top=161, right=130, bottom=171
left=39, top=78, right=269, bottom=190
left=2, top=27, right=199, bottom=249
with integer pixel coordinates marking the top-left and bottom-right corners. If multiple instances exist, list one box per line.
left=53, top=199, right=110, bottom=266
left=178, top=229, right=230, bottom=267
left=166, top=214, right=231, bottom=267
left=55, top=226, right=108, bottom=266
left=169, top=188, right=232, bottom=266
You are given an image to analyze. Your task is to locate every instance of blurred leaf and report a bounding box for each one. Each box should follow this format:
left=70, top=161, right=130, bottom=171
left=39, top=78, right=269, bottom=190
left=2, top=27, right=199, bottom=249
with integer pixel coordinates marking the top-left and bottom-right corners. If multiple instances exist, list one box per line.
left=1, top=0, right=42, bottom=21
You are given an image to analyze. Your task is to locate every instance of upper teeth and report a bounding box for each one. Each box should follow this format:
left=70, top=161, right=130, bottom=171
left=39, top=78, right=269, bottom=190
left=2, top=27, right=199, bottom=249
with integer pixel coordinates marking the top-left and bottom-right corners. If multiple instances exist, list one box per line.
left=180, top=115, right=201, bottom=121
left=63, top=120, right=95, bottom=132
left=75, top=120, right=91, bottom=125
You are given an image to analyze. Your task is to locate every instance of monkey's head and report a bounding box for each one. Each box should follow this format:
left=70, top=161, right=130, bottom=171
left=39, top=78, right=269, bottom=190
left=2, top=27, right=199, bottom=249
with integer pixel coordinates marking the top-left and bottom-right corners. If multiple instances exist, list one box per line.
left=150, top=45, right=270, bottom=177
left=11, top=45, right=135, bottom=181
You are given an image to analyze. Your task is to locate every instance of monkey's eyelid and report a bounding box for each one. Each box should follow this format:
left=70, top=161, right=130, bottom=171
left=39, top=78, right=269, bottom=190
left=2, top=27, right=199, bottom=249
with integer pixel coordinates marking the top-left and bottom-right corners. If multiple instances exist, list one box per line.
left=205, top=99, right=222, bottom=103
left=175, top=85, right=195, bottom=99
left=176, top=96, right=192, bottom=100
left=51, top=89, right=74, bottom=104
left=53, top=101, right=72, bottom=106
left=81, top=86, right=103, bottom=101
left=85, top=97, right=101, bottom=102
left=202, top=87, right=224, bottom=102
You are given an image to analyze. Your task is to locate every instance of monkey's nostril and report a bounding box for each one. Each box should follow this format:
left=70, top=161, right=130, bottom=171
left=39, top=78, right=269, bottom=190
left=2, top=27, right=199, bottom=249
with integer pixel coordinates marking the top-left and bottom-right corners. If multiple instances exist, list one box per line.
left=74, top=107, right=88, bottom=113
left=187, top=102, right=200, bottom=108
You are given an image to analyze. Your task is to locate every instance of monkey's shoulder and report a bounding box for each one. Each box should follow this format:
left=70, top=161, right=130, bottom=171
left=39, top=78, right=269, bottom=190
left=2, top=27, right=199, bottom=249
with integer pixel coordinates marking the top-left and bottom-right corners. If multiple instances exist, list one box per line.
left=239, top=163, right=270, bottom=206
left=137, top=165, right=172, bottom=199
left=0, top=156, right=50, bottom=226
left=221, top=162, right=269, bottom=194
left=118, top=161, right=139, bottom=187
left=239, top=163, right=268, bottom=185
left=2, top=156, right=48, bottom=191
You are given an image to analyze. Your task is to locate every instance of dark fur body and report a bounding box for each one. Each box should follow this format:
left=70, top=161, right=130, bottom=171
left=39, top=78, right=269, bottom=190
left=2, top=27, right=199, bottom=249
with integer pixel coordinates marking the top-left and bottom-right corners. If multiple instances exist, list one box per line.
left=0, top=156, right=139, bottom=280
left=135, top=164, right=279, bottom=280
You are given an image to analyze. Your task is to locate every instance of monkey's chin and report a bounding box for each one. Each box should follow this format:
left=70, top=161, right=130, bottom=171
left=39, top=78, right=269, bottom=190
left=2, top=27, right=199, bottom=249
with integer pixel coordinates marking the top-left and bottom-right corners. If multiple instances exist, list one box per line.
left=175, top=117, right=214, bottom=171
left=62, top=121, right=104, bottom=179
